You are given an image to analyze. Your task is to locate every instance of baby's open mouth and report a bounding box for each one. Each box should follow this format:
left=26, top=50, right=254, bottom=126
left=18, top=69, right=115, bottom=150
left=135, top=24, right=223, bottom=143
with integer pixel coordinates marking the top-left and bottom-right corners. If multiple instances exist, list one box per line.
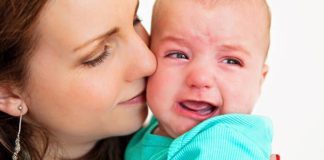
left=179, top=100, right=219, bottom=118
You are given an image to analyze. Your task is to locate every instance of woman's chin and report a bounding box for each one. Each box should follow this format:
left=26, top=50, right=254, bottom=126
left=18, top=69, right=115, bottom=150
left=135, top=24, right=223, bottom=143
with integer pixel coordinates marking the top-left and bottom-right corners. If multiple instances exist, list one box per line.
left=125, top=109, right=148, bottom=135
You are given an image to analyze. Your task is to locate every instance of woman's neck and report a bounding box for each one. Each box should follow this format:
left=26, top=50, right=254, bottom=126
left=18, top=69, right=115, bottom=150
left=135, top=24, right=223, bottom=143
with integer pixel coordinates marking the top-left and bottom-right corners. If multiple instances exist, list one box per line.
left=47, top=140, right=96, bottom=159
left=33, top=131, right=97, bottom=159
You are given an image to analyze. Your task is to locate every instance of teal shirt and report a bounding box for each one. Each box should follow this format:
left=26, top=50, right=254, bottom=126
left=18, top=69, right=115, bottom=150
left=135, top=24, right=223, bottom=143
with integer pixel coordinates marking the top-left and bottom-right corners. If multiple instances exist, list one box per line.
left=125, top=114, right=273, bottom=160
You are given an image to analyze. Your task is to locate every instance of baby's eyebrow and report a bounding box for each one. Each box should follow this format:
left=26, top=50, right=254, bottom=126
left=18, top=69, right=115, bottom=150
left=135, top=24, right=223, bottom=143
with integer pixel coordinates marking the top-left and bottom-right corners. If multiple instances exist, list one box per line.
left=159, top=35, right=187, bottom=45
left=161, top=35, right=183, bottom=42
left=219, top=44, right=250, bottom=57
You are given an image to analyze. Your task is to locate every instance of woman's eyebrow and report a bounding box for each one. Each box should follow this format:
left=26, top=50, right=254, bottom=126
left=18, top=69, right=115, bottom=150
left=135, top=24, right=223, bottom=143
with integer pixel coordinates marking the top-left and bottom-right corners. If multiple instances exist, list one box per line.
left=73, top=27, right=119, bottom=52
left=74, top=1, right=138, bottom=53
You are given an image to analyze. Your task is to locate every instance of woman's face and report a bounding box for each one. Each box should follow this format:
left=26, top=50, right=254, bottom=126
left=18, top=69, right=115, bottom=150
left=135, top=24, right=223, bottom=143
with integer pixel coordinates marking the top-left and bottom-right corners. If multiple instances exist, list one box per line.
left=24, top=0, right=156, bottom=145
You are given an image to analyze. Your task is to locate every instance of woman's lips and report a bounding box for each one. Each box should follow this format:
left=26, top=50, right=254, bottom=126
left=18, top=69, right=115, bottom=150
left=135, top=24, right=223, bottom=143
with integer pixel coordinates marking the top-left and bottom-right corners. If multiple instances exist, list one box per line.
left=118, top=91, right=146, bottom=106
left=176, top=100, right=219, bottom=121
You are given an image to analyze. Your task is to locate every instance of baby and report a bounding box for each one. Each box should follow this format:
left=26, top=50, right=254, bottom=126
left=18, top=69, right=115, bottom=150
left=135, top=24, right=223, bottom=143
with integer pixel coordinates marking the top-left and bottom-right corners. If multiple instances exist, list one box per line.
left=126, top=0, right=272, bottom=159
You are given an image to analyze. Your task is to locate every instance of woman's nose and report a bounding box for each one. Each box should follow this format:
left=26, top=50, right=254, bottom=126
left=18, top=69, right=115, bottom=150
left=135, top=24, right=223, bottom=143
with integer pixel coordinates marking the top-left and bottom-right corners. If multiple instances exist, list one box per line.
left=125, top=32, right=156, bottom=81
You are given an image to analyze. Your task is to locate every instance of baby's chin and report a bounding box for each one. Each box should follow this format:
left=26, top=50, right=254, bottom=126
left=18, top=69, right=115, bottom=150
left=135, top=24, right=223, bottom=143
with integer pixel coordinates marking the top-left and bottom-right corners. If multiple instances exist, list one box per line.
left=166, top=121, right=199, bottom=138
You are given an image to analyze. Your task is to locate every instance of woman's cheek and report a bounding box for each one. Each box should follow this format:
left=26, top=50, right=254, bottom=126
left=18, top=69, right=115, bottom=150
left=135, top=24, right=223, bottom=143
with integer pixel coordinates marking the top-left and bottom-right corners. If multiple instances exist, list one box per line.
left=69, top=75, right=119, bottom=111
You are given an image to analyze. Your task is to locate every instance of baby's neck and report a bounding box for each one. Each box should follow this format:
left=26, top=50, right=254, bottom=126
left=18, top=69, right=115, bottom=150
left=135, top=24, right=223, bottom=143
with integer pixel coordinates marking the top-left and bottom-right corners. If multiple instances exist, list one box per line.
left=153, top=126, right=172, bottom=138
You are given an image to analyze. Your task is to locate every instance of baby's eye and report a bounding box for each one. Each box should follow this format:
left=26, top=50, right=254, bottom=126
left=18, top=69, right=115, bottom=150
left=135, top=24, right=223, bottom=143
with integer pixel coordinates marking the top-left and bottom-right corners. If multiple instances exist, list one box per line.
left=166, top=51, right=189, bottom=59
left=222, top=58, right=243, bottom=66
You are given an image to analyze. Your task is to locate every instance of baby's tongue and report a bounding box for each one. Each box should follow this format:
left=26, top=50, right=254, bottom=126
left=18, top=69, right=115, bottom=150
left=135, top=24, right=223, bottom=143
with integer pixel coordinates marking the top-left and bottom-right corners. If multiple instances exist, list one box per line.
left=180, top=101, right=214, bottom=115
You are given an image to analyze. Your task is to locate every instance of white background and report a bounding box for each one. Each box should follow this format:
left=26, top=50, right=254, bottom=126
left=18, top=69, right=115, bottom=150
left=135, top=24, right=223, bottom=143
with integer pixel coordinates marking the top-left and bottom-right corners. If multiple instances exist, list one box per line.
left=138, top=0, right=324, bottom=159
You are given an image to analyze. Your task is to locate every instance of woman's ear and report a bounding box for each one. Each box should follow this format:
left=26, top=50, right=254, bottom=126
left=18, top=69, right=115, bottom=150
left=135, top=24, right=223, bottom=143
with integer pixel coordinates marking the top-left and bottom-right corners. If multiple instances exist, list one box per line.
left=0, top=86, right=28, bottom=117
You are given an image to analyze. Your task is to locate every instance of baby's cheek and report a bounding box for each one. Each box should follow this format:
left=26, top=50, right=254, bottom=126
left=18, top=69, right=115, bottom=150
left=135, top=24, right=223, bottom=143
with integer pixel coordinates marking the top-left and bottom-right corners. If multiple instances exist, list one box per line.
left=146, top=76, right=163, bottom=107
left=147, top=66, right=168, bottom=92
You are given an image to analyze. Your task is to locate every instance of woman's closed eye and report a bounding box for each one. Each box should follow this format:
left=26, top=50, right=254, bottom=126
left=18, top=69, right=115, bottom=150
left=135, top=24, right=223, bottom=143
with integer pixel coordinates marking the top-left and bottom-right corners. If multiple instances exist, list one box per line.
left=83, top=45, right=111, bottom=67
left=166, top=51, right=189, bottom=60
left=82, top=15, right=141, bottom=68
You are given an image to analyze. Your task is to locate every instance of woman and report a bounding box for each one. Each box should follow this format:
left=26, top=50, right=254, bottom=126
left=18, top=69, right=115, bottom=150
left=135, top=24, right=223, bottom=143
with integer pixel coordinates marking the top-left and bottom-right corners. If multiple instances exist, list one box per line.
left=0, top=0, right=156, bottom=159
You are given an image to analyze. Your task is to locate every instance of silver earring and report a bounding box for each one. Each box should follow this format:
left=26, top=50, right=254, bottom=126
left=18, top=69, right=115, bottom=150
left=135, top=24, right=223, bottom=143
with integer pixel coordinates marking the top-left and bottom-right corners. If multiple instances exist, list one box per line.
left=12, top=105, right=23, bottom=160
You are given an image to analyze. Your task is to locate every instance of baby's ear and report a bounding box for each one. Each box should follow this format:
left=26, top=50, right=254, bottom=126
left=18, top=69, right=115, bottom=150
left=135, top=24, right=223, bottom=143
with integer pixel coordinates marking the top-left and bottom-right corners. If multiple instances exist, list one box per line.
left=260, top=64, right=269, bottom=85
left=0, top=85, right=28, bottom=117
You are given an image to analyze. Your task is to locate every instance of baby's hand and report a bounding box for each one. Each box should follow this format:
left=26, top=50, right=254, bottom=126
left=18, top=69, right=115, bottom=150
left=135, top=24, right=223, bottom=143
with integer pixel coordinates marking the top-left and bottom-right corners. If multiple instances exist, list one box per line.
left=270, top=154, right=280, bottom=160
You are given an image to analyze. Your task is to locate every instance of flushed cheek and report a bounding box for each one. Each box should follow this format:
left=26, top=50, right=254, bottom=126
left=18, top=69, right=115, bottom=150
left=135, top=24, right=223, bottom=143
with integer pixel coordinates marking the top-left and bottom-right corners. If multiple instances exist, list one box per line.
left=221, top=81, right=259, bottom=114
left=147, top=69, right=181, bottom=108
left=147, top=74, right=187, bottom=137
left=147, top=76, right=166, bottom=111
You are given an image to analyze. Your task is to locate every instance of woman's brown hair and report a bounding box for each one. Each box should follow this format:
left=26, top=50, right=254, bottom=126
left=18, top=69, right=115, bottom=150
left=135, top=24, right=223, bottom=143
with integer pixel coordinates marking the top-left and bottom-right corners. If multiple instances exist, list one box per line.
left=0, top=0, right=129, bottom=159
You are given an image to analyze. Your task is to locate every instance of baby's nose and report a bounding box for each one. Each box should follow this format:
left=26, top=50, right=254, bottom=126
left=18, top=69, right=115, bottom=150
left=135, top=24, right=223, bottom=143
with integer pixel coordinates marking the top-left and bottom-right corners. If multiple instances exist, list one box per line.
left=186, top=65, right=215, bottom=90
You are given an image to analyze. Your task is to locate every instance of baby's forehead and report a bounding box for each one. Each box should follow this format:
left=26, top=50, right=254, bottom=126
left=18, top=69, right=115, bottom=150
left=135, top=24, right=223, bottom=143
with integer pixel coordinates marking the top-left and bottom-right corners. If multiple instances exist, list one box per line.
left=153, top=0, right=270, bottom=35
left=155, top=0, right=270, bottom=19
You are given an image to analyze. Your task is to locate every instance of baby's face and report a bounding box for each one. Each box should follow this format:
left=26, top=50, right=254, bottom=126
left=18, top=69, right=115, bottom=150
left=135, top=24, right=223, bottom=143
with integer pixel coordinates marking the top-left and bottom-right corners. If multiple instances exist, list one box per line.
left=147, top=0, right=269, bottom=138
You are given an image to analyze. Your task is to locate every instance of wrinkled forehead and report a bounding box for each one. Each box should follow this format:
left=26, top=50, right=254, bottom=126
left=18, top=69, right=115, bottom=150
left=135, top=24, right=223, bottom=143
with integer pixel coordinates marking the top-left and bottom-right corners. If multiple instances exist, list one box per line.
left=153, top=0, right=270, bottom=28
left=154, top=0, right=269, bottom=9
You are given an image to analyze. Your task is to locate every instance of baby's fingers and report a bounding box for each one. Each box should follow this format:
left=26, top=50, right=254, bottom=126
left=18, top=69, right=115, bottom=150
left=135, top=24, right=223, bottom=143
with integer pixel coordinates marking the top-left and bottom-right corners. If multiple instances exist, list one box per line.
left=270, top=154, right=280, bottom=160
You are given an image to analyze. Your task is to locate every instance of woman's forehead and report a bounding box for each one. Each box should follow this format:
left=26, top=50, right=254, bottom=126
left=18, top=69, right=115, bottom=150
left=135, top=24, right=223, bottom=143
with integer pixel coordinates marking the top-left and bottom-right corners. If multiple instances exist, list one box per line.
left=36, top=0, right=139, bottom=52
